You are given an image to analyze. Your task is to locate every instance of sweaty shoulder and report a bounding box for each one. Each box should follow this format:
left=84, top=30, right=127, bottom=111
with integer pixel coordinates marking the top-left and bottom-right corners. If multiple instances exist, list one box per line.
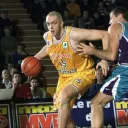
left=108, top=23, right=122, bottom=34
left=69, top=27, right=88, bottom=42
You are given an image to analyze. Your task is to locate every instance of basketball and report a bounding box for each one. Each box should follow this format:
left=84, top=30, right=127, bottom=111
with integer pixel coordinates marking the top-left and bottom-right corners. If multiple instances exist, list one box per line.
left=21, top=56, right=41, bottom=77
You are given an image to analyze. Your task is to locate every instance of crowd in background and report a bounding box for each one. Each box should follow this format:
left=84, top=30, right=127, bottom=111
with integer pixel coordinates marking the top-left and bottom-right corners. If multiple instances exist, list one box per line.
left=0, top=0, right=127, bottom=100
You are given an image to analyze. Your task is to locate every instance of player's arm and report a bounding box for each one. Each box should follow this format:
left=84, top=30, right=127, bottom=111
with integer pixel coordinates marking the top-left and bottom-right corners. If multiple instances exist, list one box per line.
left=34, top=33, right=48, bottom=60
left=71, top=27, right=109, bottom=50
left=91, top=24, right=120, bottom=61
left=77, top=23, right=121, bottom=61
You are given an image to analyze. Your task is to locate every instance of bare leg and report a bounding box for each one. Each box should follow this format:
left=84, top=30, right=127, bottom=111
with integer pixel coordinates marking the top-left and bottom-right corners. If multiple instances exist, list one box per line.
left=67, top=119, right=76, bottom=128
left=58, top=85, right=78, bottom=128
left=91, top=92, right=113, bottom=128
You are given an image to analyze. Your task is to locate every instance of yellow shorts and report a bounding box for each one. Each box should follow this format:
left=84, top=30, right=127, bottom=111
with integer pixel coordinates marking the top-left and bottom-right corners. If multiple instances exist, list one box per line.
left=53, top=69, right=96, bottom=110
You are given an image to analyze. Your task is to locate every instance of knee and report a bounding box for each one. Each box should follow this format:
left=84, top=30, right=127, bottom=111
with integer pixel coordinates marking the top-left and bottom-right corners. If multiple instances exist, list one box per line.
left=91, top=98, right=105, bottom=108
left=60, top=91, right=71, bottom=105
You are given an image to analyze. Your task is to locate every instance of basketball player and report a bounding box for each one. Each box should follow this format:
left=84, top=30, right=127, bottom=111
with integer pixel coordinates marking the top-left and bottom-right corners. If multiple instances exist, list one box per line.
left=34, top=11, right=108, bottom=128
left=76, top=7, right=128, bottom=127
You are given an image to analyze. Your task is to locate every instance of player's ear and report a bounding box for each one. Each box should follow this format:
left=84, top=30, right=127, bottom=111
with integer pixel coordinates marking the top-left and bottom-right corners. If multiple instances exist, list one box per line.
left=60, top=21, right=64, bottom=27
left=118, top=13, right=123, bottom=20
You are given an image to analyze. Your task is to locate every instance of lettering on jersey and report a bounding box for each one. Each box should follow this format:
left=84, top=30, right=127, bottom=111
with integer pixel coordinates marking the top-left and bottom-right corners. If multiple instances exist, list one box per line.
left=63, top=42, right=68, bottom=48
left=50, top=53, right=72, bottom=60
left=58, top=68, right=77, bottom=74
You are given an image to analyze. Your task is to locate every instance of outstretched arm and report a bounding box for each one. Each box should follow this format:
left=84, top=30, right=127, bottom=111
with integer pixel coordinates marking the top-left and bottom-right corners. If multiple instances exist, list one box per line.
left=71, top=27, right=109, bottom=49
left=76, top=23, right=121, bottom=61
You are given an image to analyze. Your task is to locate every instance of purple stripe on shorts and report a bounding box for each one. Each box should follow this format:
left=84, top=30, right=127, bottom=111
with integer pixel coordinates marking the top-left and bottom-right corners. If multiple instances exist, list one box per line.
left=103, top=77, right=119, bottom=96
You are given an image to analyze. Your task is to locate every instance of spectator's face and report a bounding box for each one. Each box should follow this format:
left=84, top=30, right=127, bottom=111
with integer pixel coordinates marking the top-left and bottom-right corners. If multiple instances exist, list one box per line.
left=17, top=46, right=24, bottom=53
left=30, top=79, right=39, bottom=88
left=46, top=15, right=63, bottom=37
left=94, top=12, right=99, bottom=19
left=2, top=69, right=10, bottom=79
left=98, top=2, right=104, bottom=8
left=4, top=28, right=11, bottom=36
left=96, top=68, right=104, bottom=80
left=63, top=11, right=69, bottom=18
left=0, top=13, right=8, bottom=19
left=8, top=63, right=13, bottom=71
left=13, top=74, right=21, bottom=84
left=83, top=11, right=88, bottom=19
left=10, top=68, right=18, bottom=76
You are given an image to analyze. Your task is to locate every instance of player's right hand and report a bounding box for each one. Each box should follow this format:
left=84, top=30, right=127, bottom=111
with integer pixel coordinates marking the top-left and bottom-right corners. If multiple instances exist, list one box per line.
left=96, top=60, right=109, bottom=76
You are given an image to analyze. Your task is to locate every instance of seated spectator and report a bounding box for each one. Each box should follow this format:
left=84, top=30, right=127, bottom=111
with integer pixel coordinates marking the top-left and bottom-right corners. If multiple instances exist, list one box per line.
left=11, top=43, right=28, bottom=71
left=10, top=67, right=19, bottom=79
left=12, top=72, right=32, bottom=99
left=1, top=26, right=18, bottom=65
left=88, top=67, right=105, bottom=97
left=63, top=9, right=77, bottom=27
left=7, top=63, right=13, bottom=72
left=0, top=9, right=13, bottom=40
left=78, top=10, right=95, bottom=29
left=0, top=69, right=12, bottom=89
left=66, top=0, right=81, bottom=19
left=29, top=77, right=46, bottom=99
left=96, top=1, right=109, bottom=29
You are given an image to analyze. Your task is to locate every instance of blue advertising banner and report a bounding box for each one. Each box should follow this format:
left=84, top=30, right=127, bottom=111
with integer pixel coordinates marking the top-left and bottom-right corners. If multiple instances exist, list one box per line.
left=72, top=98, right=116, bottom=128
left=0, top=98, right=127, bottom=128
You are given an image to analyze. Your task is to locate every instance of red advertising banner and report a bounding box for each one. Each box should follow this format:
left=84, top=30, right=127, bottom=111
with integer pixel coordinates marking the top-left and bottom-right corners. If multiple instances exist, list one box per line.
left=0, top=104, right=12, bottom=128
left=113, top=100, right=128, bottom=128
left=15, top=102, right=58, bottom=128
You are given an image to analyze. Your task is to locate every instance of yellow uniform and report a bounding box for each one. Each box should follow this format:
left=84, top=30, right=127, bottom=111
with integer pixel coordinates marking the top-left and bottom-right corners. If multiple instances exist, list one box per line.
left=46, top=26, right=96, bottom=110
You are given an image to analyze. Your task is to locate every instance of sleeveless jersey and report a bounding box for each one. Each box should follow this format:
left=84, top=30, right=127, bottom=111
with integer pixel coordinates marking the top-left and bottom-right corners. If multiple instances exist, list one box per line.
left=118, top=22, right=128, bottom=65
left=46, top=26, right=94, bottom=77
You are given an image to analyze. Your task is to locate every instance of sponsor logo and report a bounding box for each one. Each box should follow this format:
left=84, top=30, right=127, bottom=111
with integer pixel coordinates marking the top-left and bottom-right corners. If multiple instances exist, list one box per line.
left=16, top=104, right=58, bottom=128
left=114, top=101, right=128, bottom=126
left=50, top=53, right=72, bottom=60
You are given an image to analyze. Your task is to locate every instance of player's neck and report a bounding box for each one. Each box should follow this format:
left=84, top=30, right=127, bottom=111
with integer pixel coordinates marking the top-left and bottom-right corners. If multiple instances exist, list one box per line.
left=55, top=27, right=65, bottom=40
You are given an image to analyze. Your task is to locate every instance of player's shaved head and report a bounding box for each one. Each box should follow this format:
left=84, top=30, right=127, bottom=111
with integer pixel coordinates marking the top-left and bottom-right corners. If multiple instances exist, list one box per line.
left=46, top=11, right=63, bottom=21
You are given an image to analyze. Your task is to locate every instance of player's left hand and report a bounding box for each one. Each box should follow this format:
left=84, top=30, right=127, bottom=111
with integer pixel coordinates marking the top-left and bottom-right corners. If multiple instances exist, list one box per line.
left=76, top=42, right=95, bottom=55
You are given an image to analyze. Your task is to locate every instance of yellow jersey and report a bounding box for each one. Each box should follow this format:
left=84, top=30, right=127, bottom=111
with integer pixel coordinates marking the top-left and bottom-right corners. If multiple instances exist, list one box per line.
left=46, top=26, right=94, bottom=77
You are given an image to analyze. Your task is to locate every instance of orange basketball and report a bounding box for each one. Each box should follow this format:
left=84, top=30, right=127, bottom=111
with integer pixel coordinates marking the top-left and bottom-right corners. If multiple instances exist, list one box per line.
left=21, top=56, right=41, bottom=77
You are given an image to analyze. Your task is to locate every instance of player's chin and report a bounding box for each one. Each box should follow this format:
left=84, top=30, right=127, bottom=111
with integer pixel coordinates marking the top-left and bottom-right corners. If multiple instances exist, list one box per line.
left=50, top=32, right=55, bottom=36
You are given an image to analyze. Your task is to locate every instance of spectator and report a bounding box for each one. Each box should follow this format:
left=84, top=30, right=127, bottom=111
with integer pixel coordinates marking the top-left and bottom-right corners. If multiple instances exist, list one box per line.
left=11, top=43, right=28, bottom=71
left=96, top=1, right=109, bottom=29
left=7, top=63, right=13, bottom=70
left=63, top=9, right=77, bottom=27
left=10, top=67, right=19, bottom=79
left=77, top=0, right=89, bottom=12
left=88, top=67, right=105, bottom=97
left=29, top=77, right=46, bottom=99
left=78, top=10, right=95, bottom=29
left=0, top=9, right=13, bottom=40
left=52, top=0, right=66, bottom=15
left=1, top=26, right=18, bottom=65
left=32, top=0, right=48, bottom=23
left=66, top=0, right=81, bottom=18
left=93, top=11, right=103, bottom=29
left=0, top=69, right=12, bottom=89
left=12, top=72, right=32, bottom=99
